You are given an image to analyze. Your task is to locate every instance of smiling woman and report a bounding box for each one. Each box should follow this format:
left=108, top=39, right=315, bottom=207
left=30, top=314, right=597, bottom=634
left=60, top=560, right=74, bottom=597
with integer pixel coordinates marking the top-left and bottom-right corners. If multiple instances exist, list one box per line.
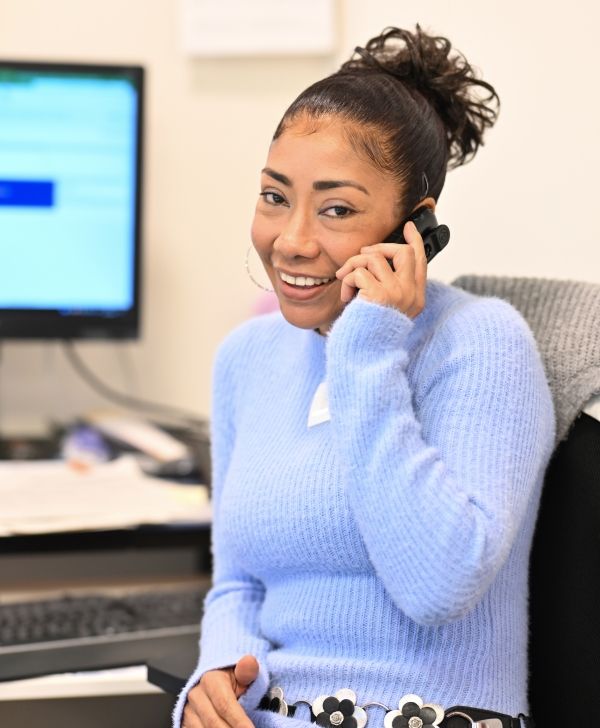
left=175, top=25, right=556, bottom=728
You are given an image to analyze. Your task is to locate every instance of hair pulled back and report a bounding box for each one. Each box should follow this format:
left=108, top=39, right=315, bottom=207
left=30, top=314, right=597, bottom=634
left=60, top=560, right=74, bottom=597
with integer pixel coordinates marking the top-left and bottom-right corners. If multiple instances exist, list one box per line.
left=273, top=25, right=500, bottom=215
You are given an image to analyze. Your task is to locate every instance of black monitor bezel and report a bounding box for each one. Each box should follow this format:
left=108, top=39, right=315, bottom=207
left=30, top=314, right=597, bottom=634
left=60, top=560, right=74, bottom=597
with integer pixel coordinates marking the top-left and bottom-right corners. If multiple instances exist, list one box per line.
left=0, top=59, right=144, bottom=340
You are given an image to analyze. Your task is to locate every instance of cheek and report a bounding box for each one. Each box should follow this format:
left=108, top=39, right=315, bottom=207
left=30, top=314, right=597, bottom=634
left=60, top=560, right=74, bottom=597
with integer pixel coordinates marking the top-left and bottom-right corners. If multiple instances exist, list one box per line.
left=328, top=241, right=364, bottom=270
left=250, top=213, right=277, bottom=258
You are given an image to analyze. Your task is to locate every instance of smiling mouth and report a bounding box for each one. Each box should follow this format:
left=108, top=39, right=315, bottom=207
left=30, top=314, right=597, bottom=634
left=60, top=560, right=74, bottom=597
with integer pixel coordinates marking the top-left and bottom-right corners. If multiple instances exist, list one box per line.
left=277, top=270, right=334, bottom=288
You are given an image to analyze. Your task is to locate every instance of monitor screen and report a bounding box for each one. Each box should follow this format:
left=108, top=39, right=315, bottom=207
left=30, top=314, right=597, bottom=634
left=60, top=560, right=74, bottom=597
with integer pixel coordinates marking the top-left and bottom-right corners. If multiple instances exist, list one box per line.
left=0, top=61, right=144, bottom=339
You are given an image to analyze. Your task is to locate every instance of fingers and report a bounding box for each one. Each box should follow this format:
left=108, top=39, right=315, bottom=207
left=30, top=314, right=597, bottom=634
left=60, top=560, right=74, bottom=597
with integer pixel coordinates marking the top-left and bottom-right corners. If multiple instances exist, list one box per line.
left=336, top=247, right=414, bottom=304
left=336, top=250, right=395, bottom=280
left=185, top=670, right=255, bottom=728
left=233, top=654, right=259, bottom=694
left=340, top=267, right=376, bottom=303
left=336, top=251, right=397, bottom=303
left=401, top=221, right=427, bottom=317
left=182, top=700, right=203, bottom=728
left=206, top=673, right=255, bottom=728
left=402, top=220, right=428, bottom=281
left=335, top=222, right=427, bottom=316
left=184, top=688, right=228, bottom=728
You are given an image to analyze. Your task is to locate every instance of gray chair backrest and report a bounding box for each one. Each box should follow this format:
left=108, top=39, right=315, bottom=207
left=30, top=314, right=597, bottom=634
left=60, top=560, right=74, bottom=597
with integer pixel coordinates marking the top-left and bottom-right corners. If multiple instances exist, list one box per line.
left=452, top=275, right=600, bottom=444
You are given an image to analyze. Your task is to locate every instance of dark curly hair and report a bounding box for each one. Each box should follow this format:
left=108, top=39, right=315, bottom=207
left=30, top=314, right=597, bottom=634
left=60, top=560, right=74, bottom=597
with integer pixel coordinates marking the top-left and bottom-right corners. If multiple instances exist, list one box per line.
left=273, top=25, right=500, bottom=216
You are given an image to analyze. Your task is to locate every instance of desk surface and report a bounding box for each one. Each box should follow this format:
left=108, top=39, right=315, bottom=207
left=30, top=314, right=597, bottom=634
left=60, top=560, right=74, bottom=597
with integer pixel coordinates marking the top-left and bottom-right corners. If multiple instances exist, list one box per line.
left=0, top=521, right=210, bottom=554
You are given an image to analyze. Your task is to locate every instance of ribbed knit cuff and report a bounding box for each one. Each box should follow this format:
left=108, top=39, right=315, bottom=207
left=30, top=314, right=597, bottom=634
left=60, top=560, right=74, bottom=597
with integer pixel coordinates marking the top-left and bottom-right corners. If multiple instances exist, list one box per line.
left=171, top=659, right=205, bottom=728
left=327, top=296, right=415, bottom=356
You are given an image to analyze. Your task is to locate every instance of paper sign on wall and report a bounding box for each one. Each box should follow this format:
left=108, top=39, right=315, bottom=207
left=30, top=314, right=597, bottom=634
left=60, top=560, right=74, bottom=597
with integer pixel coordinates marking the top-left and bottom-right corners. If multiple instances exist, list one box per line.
left=180, top=0, right=336, bottom=57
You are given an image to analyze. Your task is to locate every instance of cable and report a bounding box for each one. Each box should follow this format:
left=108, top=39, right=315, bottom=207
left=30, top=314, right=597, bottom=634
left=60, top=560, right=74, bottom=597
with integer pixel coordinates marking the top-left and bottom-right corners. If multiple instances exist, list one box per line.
left=62, top=341, right=206, bottom=429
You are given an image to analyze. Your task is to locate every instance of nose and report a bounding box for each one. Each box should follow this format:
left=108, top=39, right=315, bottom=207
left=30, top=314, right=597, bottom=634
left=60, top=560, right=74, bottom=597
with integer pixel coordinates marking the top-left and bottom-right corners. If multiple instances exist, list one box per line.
left=273, top=209, right=320, bottom=260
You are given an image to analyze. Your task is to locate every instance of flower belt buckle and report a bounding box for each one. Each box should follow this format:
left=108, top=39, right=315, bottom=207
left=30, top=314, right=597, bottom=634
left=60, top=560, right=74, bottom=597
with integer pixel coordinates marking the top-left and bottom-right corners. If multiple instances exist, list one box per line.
left=444, top=711, right=504, bottom=728
left=383, top=694, right=445, bottom=728
left=312, top=689, right=368, bottom=728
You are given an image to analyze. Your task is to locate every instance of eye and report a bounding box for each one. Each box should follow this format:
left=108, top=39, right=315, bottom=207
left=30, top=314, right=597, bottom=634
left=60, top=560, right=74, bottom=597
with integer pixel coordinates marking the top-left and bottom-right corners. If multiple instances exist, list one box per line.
left=259, top=191, right=287, bottom=206
left=321, top=205, right=355, bottom=218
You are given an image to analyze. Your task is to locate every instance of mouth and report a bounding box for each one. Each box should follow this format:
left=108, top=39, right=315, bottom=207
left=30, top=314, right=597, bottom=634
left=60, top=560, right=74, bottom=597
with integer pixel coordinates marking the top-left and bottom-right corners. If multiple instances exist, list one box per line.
left=278, top=270, right=333, bottom=286
left=276, top=269, right=335, bottom=301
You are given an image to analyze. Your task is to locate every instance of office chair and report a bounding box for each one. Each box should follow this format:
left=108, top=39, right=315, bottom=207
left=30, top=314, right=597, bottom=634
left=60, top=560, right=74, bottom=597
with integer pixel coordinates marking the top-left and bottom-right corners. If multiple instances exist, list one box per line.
left=452, top=275, right=600, bottom=725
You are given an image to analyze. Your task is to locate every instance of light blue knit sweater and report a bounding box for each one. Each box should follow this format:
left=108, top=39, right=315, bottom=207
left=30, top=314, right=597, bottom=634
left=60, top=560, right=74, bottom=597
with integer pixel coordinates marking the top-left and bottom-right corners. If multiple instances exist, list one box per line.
left=173, top=279, right=556, bottom=727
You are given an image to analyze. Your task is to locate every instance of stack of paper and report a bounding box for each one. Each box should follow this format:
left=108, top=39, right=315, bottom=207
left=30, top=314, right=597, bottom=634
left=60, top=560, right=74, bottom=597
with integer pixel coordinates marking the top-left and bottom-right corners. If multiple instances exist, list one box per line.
left=0, top=455, right=211, bottom=536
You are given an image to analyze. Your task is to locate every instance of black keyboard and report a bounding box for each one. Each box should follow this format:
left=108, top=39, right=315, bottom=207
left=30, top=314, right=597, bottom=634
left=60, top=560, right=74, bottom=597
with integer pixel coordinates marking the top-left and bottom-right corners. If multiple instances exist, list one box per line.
left=0, top=583, right=208, bottom=682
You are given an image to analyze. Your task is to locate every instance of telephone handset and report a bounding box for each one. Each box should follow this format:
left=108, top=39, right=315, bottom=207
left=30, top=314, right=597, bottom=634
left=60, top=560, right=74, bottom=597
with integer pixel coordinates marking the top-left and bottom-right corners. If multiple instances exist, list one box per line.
left=385, top=206, right=450, bottom=264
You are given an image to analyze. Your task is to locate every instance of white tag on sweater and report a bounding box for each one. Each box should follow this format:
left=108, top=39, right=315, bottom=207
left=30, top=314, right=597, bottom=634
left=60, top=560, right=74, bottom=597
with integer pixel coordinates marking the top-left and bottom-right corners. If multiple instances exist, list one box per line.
left=307, top=381, right=330, bottom=427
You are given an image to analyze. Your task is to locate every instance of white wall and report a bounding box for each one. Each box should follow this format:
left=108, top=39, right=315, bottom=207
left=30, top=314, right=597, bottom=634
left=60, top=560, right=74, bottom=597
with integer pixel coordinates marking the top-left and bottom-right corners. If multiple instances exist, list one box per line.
left=0, top=0, right=598, bottom=431
left=341, top=1, right=600, bottom=283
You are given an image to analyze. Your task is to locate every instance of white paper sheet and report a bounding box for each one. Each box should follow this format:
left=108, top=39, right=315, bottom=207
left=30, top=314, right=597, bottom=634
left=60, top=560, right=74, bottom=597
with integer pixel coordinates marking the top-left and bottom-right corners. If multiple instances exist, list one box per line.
left=0, top=665, right=159, bottom=700
left=181, top=0, right=336, bottom=56
left=0, top=455, right=211, bottom=536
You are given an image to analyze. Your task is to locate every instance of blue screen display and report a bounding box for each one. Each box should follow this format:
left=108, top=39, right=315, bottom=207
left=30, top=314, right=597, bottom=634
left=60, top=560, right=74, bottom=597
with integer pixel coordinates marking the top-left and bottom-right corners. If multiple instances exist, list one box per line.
left=0, top=70, right=138, bottom=312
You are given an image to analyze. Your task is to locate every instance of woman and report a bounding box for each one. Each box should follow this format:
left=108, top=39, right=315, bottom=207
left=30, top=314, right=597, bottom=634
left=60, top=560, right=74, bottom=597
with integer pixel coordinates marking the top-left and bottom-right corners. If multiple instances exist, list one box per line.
left=176, top=25, right=555, bottom=728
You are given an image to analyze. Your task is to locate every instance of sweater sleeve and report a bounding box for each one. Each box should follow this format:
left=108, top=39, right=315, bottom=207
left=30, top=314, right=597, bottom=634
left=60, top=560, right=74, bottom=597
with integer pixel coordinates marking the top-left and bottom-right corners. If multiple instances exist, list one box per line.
left=325, top=294, right=556, bottom=627
left=172, top=336, right=272, bottom=727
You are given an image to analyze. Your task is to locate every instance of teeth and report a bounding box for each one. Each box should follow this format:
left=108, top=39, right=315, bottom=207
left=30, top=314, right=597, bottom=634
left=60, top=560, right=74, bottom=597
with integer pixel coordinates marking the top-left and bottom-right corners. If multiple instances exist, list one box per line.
left=279, top=271, right=331, bottom=287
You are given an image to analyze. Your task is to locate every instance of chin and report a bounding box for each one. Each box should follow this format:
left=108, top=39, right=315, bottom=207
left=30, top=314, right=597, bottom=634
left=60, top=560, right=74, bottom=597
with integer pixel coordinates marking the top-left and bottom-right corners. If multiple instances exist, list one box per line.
left=278, top=305, right=324, bottom=331
left=277, top=300, right=345, bottom=333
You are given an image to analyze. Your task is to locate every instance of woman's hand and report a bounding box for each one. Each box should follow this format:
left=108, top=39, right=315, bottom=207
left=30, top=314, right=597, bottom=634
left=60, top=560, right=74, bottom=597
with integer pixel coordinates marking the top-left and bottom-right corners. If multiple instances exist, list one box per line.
left=335, top=220, right=428, bottom=319
left=182, top=654, right=258, bottom=728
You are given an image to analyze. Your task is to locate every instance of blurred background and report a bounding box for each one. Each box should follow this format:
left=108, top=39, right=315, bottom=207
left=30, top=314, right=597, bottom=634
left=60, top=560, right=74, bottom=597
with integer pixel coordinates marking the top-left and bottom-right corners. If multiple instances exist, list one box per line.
left=1, top=0, right=598, bottom=433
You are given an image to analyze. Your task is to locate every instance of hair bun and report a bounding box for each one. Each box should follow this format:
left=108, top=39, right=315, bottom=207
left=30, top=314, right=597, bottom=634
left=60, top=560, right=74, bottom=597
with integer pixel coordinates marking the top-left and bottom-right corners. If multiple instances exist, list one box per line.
left=343, top=25, right=500, bottom=169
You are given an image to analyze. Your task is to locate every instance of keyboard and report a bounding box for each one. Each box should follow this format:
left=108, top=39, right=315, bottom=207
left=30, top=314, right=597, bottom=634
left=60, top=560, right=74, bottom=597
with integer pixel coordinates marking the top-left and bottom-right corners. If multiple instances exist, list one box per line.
left=0, top=582, right=209, bottom=682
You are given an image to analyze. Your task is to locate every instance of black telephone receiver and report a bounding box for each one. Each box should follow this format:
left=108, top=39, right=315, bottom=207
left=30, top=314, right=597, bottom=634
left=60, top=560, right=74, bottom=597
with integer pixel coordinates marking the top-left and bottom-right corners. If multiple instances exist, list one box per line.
left=385, top=206, right=450, bottom=264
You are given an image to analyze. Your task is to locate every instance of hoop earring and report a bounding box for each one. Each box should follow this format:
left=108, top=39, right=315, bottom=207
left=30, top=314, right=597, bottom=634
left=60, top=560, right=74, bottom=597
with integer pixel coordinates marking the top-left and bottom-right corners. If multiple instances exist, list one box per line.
left=245, top=245, right=274, bottom=292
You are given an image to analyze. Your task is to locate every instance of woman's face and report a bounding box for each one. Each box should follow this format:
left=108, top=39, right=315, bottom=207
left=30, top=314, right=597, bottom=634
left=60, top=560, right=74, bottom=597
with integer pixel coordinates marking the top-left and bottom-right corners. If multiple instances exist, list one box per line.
left=251, top=116, right=402, bottom=335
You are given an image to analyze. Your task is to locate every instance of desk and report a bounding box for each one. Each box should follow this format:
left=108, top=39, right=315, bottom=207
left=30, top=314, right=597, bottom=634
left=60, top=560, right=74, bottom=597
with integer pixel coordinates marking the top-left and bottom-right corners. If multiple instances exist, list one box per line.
left=0, top=691, right=178, bottom=728
left=0, top=522, right=210, bottom=726
left=0, top=522, right=212, bottom=564
left=0, top=452, right=211, bottom=681
left=0, top=522, right=211, bottom=674
left=0, top=528, right=207, bottom=724
left=0, top=423, right=212, bottom=725
left=0, top=454, right=212, bottom=594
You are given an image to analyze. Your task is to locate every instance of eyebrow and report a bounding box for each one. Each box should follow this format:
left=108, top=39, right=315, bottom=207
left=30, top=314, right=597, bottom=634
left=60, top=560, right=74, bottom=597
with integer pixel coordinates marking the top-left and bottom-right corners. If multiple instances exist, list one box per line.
left=313, top=179, right=370, bottom=195
left=262, top=168, right=369, bottom=195
left=262, top=168, right=292, bottom=186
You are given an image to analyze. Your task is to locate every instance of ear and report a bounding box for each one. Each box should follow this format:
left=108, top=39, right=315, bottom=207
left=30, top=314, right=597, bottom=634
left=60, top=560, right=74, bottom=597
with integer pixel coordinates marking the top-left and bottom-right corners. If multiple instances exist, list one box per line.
left=411, top=196, right=436, bottom=214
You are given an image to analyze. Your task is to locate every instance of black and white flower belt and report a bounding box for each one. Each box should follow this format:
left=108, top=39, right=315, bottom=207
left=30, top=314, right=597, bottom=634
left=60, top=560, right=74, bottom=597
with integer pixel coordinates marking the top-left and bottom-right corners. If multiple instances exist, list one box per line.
left=258, top=687, right=533, bottom=728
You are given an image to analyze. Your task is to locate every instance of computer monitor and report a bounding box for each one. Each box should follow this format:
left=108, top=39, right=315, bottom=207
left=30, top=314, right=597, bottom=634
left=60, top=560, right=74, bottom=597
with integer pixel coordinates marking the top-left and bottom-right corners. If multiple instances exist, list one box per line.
left=0, top=61, right=144, bottom=339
